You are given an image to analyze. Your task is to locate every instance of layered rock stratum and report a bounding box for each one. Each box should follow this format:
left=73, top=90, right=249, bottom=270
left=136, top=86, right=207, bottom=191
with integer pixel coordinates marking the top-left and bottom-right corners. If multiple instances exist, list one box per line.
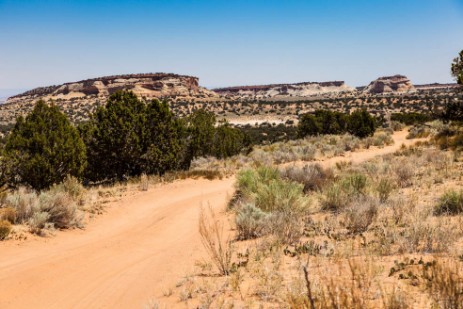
left=6, top=73, right=218, bottom=105
left=364, top=75, right=416, bottom=94
left=213, top=81, right=354, bottom=98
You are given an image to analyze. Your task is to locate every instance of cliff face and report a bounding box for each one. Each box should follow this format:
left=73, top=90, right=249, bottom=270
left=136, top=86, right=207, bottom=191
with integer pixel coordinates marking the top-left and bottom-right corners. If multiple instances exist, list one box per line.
left=213, top=81, right=354, bottom=98
left=414, top=83, right=462, bottom=91
left=364, top=75, right=415, bottom=94
left=6, top=73, right=218, bottom=104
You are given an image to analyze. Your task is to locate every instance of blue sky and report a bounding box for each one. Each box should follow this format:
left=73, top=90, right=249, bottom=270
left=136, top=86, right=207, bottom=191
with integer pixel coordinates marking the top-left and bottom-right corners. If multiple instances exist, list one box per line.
left=0, top=0, right=462, bottom=96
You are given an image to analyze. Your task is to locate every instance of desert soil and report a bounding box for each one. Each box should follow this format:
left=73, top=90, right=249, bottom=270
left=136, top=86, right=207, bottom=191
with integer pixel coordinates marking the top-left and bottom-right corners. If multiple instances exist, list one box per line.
left=0, top=129, right=421, bottom=309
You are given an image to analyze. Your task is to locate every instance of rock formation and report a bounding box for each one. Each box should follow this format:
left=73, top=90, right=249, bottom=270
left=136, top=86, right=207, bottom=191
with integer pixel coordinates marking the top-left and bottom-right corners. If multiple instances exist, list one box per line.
left=213, top=81, right=354, bottom=98
left=364, top=75, right=415, bottom=94
left=6, top=73, right=218, bottom=105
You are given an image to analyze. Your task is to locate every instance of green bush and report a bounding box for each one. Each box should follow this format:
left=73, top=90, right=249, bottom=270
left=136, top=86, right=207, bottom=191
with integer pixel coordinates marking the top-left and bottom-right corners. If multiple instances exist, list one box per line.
left=321, top=182, right=346, bottom=212
left=435, top=190, right=463, bottom=215
left=235, top=166, right=309, bottom=243
left=376, top=178, right=394, bottom=203
left=0, top=220, right=11, bottom=240
left=4, top=100, right=87, bottom=190
left=347, top=109, right=376, bottom=138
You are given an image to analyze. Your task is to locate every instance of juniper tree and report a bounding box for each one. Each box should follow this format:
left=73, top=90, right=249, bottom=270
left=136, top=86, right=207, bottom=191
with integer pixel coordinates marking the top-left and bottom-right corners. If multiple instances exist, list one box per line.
left=5, top=100, right=87, bottom=190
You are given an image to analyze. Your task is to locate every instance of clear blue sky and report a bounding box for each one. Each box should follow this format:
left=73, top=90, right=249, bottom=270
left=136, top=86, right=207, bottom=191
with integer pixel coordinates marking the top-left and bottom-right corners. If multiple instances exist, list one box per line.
left=1, top=0, right=462, bottom=96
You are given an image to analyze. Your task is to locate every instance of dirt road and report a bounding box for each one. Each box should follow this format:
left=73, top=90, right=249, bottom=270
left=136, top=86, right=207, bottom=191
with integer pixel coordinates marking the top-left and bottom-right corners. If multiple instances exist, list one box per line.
left=0, top=129, right=422, bottom=308
left=0, top=178, right=235, bottom=308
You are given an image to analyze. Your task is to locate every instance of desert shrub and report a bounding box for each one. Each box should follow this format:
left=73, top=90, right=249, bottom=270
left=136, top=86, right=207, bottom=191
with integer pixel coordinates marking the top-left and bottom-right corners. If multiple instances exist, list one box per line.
left=49, top=175, right=86, bottom=205
left=237, top=166, right=280, bottom=200
left=0, top=207, right=16, bottom=224
left=5, top=187, right=38, bottom=223
left=343, top=196, right=378, bottom=234
left=236, top=166, right=309, bottom=243
left=235, top=204, right=269, bottom=240
left=367, top=131, right=394, bottom=147
left=280, top=164, right=334, bottom=192
left=0, top=220, right=11, bottom=240
left=393, top=161, right=414, bottom=187
left=407, top=125, right=431, bottom=139
left=254, top=178, right=307, bottom=213
left=435, top=190, right=463, bottom=215
left=376, top=178, right=394, bottom=203
left=4, top=185, right=84, bottom=231
left=4, top=100, right=87, bottom=190
left=321, top=182, right=346, bottom=212
left=28, top=211, right=50, bottom=234
left=37, top=191, right=82, bottom=229
left=390, top=120, right=405, bottom=131
left=342, top=173, right=368, bottom=196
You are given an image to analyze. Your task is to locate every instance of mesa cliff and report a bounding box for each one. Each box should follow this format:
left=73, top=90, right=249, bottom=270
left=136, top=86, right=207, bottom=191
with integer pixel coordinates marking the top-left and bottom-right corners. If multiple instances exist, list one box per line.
left=213, top=81, right=354, bottom=98
left=6, top=73, right=218, bottom=104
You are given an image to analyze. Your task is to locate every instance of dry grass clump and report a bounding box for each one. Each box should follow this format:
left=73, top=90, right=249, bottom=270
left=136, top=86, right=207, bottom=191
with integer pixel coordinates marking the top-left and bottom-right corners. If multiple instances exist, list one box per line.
left=0, top=220, right=12, bottom=240
left=198, top=206, right=233, bottom=276
left=423, top=260, right=463, bottom=309
left=139, top=173, right=149, bottom=191
left=0, top=207, right=17, bottom=224
left=344, top=196, right=378, bottom=235
left=3, top=177, right=87, bottom=234
left=280, top=164, right=334, bottom=193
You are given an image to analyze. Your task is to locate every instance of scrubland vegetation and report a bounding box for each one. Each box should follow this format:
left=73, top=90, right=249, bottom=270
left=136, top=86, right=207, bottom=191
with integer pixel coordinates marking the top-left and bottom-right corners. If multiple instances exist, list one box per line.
left=163, top=125, right=463, bottom=308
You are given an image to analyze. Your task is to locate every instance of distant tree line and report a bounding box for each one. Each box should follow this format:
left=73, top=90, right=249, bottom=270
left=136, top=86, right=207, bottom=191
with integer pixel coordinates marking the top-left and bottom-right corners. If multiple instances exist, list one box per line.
left=391, top=112, right=433, bottom=125
left=297, top=109, right=377, bottom=138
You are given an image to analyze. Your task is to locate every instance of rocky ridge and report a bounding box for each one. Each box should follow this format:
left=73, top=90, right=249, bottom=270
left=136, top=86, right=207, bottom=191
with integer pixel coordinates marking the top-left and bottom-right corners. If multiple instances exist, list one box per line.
left=6, top=73, right=218, bottom=105
left=213, top=81, right=354, bottom=98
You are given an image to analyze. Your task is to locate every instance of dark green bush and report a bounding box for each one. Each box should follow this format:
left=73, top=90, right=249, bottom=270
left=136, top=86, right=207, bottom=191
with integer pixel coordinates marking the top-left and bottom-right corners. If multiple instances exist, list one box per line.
left=391, top=112, right=432, bottom=125
left=83, top=91, right=184, bottom=181
left=347, top=109, right=376, bottom=138
left=298, top=109, right=376, bottom=138
left=5, top=100, right=87, bottom=190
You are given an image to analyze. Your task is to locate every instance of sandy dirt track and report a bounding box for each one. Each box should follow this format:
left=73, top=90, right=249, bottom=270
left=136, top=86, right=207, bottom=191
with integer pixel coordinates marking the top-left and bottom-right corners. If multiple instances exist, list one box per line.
left=0, top=178, right=235, bottom=309
left=0, top=129, right=422, bottom=308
